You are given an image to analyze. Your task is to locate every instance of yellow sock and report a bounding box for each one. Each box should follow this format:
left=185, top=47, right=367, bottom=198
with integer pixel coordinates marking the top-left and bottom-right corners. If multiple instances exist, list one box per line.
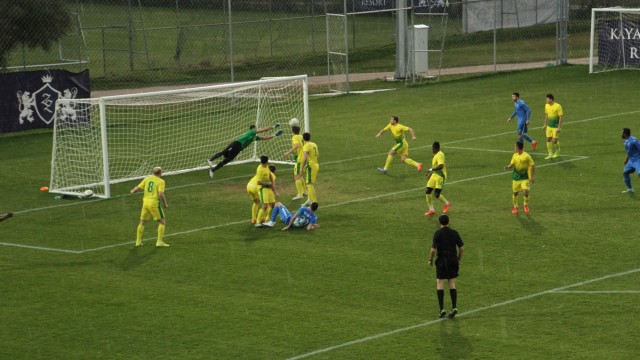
left=251, top=203, right=259, bottom=222
left=512, top=194, right=518, bottom=208
left=265, top=206, right=273, bottom=222
left=404, top=158, right=418, bottom=167
left=524, top=195, right=529, bottom=205
left=307, top=184, right=317, bottom=202
left=136, top=224, right=144, bottom=243
left=157, top=223, right=165, bottom=244
left=295, top=179, right=306, bottom=196
left=438, top=195, right=448, bottom=204
left=554, top=141, right=560, bottom=153
left=256, top=208, right=265, bottom=223
left=426, top=194, right=434, bottom=210
left=384, top=155, right=393, bottom=170
left=547, top=141, right=554, bottom=155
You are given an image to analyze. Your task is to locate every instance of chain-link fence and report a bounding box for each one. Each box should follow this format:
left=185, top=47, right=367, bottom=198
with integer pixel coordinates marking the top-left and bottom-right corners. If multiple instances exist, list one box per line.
left=2, top=0, right=638, bottom=90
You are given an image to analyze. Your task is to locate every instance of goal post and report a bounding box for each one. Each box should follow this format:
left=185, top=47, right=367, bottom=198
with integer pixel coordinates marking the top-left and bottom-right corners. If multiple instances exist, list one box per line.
left=589, top=7, right=640, bottom=74
left=50, top=75, right=309, bottom=199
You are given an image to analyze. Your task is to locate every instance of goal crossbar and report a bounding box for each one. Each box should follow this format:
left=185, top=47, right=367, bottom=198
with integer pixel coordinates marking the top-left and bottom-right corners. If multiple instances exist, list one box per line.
left=50, top=75, right=309, bottom=199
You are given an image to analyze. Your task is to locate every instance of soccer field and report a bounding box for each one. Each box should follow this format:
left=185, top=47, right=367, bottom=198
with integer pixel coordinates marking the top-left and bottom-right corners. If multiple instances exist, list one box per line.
left=1, top=65, right=640, bottom=359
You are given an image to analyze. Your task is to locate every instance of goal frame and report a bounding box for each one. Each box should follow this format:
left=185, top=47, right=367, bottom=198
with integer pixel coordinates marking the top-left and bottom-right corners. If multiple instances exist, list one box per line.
left=589, top=7, right=640, bottom=74
left=50, top=74, right=309, bottom=199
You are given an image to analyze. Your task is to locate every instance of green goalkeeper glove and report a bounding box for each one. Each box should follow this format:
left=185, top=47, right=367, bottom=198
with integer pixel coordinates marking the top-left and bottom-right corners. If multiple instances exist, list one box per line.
left=275, top=130, right=283, bottom=137
left=273, top=123, right=281, bottom=129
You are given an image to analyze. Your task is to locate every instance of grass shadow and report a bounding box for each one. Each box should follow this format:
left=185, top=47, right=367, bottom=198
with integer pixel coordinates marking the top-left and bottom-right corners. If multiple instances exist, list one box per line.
left=438, top=319, right=473, bottom=359
left=120, top=246, right=158, bottom=271
left=516, top=212, right=546, bottom=235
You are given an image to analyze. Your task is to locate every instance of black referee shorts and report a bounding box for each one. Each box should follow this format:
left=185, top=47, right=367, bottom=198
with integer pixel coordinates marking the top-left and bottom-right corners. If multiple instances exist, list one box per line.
left=435, top=257, right=459, bottom=279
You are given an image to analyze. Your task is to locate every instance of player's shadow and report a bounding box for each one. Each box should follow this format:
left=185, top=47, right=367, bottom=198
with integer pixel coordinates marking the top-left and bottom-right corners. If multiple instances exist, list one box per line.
left=437, top=319, right=473, bottom=359
left=516, top=213, right=546, bottom=235
left=120, top=246, right=158, bottom=271
left=242, top=225, right=274, bottom=244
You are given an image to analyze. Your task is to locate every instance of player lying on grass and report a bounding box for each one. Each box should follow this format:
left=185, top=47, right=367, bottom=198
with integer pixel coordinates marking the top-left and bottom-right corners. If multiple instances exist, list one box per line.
left=258, top=202, right=319, bottom=230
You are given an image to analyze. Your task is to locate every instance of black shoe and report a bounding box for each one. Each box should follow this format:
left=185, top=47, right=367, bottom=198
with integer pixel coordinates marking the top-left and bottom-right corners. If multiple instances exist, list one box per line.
left=448, top=308, right=458, bottom=319
left=0, top=212, right=13, bottom=222
left=439, top=310, right=447, bottom=319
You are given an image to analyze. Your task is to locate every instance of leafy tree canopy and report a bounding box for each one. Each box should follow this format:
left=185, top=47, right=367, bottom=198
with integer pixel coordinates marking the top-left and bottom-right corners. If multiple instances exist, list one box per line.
left=0, top=0, right=71, bottom=68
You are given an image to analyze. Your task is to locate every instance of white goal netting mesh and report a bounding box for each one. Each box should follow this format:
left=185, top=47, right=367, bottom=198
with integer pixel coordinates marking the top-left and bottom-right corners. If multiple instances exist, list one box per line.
left=590, top=8, right=640, bottom=73
left=50, top=76, right=308, bottom=198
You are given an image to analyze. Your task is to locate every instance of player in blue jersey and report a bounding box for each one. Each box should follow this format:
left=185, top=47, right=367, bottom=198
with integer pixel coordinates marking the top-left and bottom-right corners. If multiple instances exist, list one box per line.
left=261, top=202, right=319, bottom=230
left=507, top=92, right=537, bottom=151
left=622, top=128, right=640, bottom=193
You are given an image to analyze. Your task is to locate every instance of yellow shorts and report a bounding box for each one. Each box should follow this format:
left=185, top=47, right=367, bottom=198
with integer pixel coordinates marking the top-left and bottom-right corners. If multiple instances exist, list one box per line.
left=293, top=162, right=303, bottom=176
left=259, top=187, right=275, bottom=204
left=247, top=183, right=260, bottom=202
left=305, top=163, right=319, bottom=184
left=427, top=173, right=445, bottom=189
left=512, top=179, right=530, bottom=192
left=546, top=127, right=559, bottom=139
left=140, top=201, right=164, bottom=221
left=391, top=140, right=409, bottom=156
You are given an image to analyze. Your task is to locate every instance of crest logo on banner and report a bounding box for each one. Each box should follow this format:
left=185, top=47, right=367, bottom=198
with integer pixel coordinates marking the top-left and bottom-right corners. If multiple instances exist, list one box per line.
left=17, top=75, right=78, bottom=125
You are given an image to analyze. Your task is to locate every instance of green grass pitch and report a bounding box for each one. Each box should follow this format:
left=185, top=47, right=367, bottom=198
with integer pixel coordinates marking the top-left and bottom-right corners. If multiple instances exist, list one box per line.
left=1, top=65, right=640, bottom=359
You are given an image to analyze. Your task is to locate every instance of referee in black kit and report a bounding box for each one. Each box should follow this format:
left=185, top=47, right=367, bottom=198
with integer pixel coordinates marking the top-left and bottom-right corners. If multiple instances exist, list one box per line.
left=428, top=214, right=464, bottom=319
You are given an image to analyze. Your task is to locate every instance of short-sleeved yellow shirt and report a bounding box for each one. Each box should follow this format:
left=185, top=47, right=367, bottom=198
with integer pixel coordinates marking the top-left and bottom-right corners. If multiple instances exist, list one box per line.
left=303, top=141, right=319, bottom=165
left=292, top=134, right=305, bottom=162
left=384, top=123, right=410, bottom=143
left=137, top=175, right=165, bottom=204
left=431, top=151, right=447, bottom=179
left=510, top=152, right=534, bottom=180
left=545, top=103, right=563, bottom=128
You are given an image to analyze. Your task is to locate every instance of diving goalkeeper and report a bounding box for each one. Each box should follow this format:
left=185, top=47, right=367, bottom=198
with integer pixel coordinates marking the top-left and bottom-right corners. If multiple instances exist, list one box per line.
left=208, top=124, right=283, bottom=178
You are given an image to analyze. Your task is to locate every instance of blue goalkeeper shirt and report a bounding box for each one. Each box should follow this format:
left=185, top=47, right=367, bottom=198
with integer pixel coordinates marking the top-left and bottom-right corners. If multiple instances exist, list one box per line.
left=510, top=99, right=531, bottom=124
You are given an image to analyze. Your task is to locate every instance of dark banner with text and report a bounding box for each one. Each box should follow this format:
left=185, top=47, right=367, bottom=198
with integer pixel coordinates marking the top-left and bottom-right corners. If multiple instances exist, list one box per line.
left=0, top=69, right=90, bottom=134
left=598, top=20, right=640, bottom=66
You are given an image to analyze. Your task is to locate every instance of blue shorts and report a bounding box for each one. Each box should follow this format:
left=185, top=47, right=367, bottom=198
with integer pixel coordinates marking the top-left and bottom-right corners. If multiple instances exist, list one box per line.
left=516, top=122, right=528, bottom=135
left=624, top=159, right=640, bottom=175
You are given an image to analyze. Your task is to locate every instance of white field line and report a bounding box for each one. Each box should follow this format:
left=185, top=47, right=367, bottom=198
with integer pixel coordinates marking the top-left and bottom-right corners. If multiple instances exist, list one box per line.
left=77, top=220, right=248, bottom=253
left=0, top=242, right=81, bottom=254
left=11, top=107, right=629, bottom=216
left=551, top=290, right=640, bottom=294
left=285, top=267, right=640, bottom=360
left=324, top=155, right=587, bottom=209
left=1, top=151, right=588, bottom=253
left=3, top=107, right=618, bottom=251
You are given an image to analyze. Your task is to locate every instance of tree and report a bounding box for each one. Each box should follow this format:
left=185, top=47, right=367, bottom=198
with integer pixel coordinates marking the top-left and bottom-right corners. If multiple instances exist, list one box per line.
left=0, top=0, right=72, bottom=68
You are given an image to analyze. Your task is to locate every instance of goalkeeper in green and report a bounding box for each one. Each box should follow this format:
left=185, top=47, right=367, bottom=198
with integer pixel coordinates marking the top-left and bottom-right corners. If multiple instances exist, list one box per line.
left=208, top=124, right=283, bottom=178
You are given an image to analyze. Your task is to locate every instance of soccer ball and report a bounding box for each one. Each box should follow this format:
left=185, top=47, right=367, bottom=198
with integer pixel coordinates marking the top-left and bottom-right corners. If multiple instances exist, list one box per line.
left=83, top=189, right=94, bottom=198
left=289, top=118, right=300, bottom=128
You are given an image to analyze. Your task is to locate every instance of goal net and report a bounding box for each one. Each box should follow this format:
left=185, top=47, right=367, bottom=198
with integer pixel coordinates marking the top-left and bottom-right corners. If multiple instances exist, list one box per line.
left=590, top=8, right=640, bottom=74
left=50, top=75, right=309, bottom=199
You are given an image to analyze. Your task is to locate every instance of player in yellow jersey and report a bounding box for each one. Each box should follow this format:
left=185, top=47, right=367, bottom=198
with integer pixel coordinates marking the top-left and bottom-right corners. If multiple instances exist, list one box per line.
left=300, top=132, right=319, bottom=206
left=283, top=125, right=307, bottom=200
left=542, top=93, right=563, bottom=159
left=246, top=168, right=261, bottom=224
left=424, top=142, right=451, bottom=216
left=255, top=156, right=279, bottom=227
left=130, top=166, right=169, bottom=247
left=504, top=142, right=535, bottom=214
left=375, top=116, right=422, bottom=174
